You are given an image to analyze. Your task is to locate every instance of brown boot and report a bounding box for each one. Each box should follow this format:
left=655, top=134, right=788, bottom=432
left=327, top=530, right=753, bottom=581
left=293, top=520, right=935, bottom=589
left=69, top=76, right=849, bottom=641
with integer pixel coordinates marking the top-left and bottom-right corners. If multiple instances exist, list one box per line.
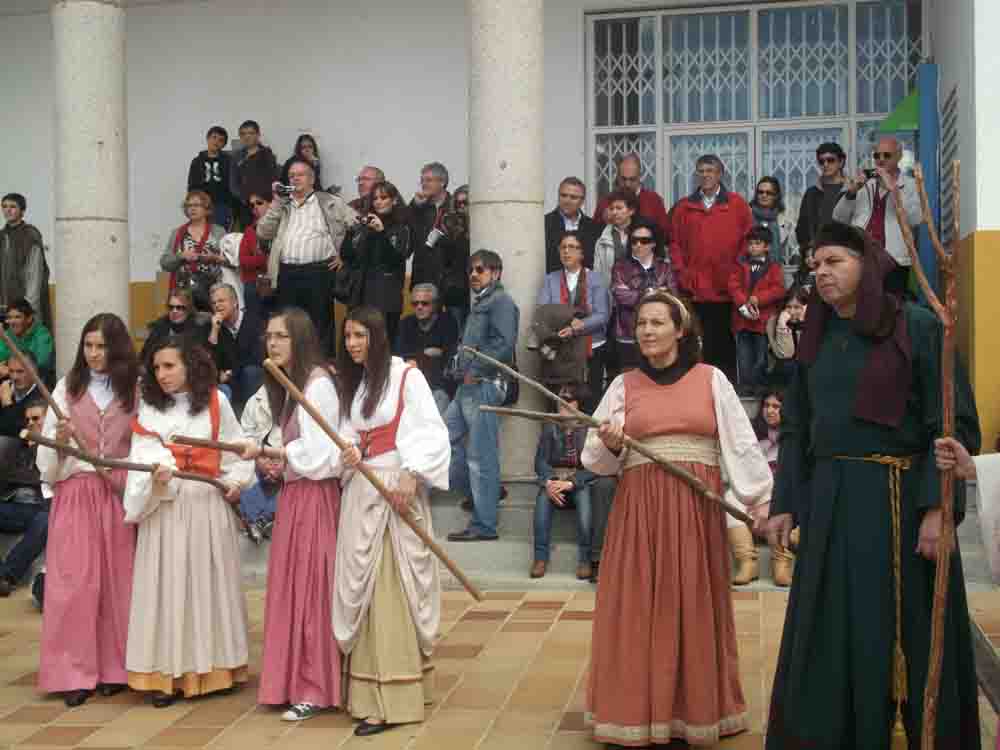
left=530, top=560, right=547, bottom=579
left=728, top=526, right=759, bottom=585
left=771, top=544, right=795, bottom=587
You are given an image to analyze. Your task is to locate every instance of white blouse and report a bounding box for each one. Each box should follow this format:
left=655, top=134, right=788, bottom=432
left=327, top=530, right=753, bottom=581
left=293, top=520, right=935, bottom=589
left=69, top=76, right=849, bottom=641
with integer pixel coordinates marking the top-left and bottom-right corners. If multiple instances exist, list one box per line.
left=282, top=374, right=344, bottom=481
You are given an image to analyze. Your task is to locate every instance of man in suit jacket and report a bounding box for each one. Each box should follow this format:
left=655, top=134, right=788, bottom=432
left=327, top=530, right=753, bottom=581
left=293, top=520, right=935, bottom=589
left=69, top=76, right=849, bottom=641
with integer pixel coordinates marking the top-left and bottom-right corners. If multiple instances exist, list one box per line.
left=544, top=177, right=603, bottom=273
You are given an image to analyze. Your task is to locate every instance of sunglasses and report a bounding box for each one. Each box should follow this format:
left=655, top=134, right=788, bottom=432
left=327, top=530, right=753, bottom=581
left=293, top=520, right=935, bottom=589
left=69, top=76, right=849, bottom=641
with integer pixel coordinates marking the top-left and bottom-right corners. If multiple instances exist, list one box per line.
left=873, top=151, right=895, bottom=160
left=412, top=300, right=434, bottom=307
left=168, top=304, right=188, bottom=311
left=756, top=189, right=777, bottom=197
left=469, top=264, right=490, bottom=275
left=631, top=236, right=655, bottom=245
left=818, top=156, right=840, bottom=165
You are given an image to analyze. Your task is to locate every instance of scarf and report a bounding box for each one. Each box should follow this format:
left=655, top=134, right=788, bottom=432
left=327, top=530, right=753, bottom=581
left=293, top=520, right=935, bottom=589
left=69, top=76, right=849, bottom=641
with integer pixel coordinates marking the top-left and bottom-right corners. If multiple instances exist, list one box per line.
left=559, top=268, right=592, bottom=357
left=751, top=203, right=782, bottom=264
left=169, top=222, right=212, bottom=292
left=796, top=224, right=911, bottom=427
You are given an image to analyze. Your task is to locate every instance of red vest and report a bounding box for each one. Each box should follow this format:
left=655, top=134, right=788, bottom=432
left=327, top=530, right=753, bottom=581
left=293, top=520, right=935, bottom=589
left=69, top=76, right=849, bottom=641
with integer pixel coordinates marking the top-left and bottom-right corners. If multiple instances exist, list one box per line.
left=131, top=388, right=222, bottom=478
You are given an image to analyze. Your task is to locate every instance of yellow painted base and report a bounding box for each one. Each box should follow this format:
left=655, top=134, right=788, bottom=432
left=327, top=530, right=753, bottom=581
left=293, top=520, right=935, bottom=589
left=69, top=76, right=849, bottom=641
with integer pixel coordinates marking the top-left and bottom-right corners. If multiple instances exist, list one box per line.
left=957, top=230, right=1000, bottom=454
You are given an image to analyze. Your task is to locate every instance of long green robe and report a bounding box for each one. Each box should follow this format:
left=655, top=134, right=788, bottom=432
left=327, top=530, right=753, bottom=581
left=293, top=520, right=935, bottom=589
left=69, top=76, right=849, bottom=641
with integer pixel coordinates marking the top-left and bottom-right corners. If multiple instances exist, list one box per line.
left=766, top=304, right=982, bottom=750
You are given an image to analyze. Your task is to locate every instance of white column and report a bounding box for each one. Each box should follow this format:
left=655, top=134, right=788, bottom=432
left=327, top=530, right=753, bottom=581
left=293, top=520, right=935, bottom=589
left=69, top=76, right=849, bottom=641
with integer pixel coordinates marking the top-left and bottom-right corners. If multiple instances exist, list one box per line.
left=467, top=0, right=545, bottom=478
left=52, top=0, right=130, bottom=371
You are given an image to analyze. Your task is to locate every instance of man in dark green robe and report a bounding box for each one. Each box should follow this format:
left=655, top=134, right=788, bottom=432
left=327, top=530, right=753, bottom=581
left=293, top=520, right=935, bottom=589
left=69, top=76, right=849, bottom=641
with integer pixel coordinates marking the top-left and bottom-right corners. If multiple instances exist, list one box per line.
left=765, top=222, right=981, bottom=749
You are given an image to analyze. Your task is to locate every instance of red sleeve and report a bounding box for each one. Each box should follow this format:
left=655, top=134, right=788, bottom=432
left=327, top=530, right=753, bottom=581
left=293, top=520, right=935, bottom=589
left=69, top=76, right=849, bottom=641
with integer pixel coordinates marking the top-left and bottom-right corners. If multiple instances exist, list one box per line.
left=649, top=192, right=671, bottom=243
left=758, top=265, right=787, bottom=307
left=669, top=203, right=688, bottom=288
left=593, top=196, right=610, bottom=225
left=727, top=265, right=748, bottom=306
left=239, top=225, right=267, bottom=272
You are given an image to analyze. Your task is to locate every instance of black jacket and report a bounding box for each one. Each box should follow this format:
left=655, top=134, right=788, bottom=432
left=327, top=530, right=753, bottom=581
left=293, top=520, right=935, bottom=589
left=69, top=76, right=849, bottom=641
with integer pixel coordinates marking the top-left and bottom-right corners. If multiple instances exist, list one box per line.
left=795, top=182, right=845, bottom=250
left=408, top=194, right=465, bottom=302
left=343, top=214, right=412, bottom=315
left=544, top=210, right=602, bottom=273
left=187, top=151, right=234, bottom=210
left=0, top=385, right=37, bottom=439
left=209, top=309, right=265, bottom=374
left=398, top=312, right=460, bottom=390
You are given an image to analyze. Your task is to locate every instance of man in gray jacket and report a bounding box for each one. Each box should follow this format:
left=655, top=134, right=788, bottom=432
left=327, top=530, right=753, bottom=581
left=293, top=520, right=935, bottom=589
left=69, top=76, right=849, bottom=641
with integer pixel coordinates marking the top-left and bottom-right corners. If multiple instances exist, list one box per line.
left=257, top=159, right=355, bottom=349
left=446, top=249, right=519, bottom=542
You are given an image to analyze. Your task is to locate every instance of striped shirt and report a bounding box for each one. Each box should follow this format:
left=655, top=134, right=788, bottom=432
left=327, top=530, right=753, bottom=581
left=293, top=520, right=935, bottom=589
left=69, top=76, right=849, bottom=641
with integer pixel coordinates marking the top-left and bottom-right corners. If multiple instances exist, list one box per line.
left=280, top=193, right=335, bottom=265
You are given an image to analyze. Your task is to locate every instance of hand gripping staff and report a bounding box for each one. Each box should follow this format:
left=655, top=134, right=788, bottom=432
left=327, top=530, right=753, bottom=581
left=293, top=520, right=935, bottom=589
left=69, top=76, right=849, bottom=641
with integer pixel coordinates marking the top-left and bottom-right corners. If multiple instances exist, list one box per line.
left=261, top=358, right=484, bottom=601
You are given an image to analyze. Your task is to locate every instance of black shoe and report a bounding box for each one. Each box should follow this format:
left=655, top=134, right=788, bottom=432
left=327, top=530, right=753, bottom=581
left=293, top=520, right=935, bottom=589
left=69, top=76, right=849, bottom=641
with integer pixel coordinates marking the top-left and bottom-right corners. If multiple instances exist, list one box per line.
left=247, top=522, right=264, bottom=545
left=590, top=561, right=600, bottom=584
left=447, top=529, right=499, bottom=542
left=0, top=577, right=15, bottom=597
left=97, top=683, right=126, bottom=697
left=354, top=719, right=395, bottom=737
left=260, top=519, right=274, bottom=540
left=151, top=691, right=177, bottom=708
left=64, top=689, right=93, bottom=707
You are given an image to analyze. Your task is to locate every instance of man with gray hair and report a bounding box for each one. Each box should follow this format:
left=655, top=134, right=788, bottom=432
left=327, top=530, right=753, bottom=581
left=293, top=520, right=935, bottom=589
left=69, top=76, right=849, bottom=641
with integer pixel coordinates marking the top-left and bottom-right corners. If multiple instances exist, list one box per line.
left=349, top=165, right=386, bottom=213
left=669, top=153, right=752, bottom=381
left=593, top=153, right=671, bottom=241
left=410, top=161, right=456, bottom=292
left=207, top=282, right=264, bottom=416
left=397, top=282, right=459, bottom=415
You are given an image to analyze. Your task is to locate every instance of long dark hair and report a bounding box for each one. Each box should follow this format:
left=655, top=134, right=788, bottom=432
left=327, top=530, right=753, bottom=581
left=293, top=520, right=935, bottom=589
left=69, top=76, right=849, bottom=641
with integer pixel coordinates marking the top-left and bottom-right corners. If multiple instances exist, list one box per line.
left=66, top=313, right=139, bottom=412
left=263, top=308, right=328, bottom=425
left=294, top=133, right=319, bottom=161
left=369, top=180, right=411, bottom=227
left=751, top=388, right=784, bottom=440
left=141, top=336, right=217, bottom=415
left=336, top=306, right=392, bottom=420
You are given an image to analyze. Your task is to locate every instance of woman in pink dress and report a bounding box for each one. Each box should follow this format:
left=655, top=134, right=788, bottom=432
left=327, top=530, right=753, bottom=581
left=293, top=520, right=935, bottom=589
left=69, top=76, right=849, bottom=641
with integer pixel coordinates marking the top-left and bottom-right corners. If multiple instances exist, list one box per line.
left=582, top=291, right=772, bottom=747
left=244, top=307, right=344, bottom=722
left=36, top=313, right=140, bottom=706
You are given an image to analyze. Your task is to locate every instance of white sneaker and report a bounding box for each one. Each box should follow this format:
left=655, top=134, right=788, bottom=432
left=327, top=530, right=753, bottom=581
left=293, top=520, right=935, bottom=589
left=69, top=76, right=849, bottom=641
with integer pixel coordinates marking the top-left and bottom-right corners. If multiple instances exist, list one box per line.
left=281, top=703, right=322, bottom=721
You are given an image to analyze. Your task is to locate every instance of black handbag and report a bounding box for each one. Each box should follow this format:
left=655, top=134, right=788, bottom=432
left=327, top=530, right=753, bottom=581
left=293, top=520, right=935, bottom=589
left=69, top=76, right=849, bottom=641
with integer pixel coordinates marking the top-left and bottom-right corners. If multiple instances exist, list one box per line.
left=501, top=351, right=520, bottom=407
left=332, top=264, right=363, bottom=307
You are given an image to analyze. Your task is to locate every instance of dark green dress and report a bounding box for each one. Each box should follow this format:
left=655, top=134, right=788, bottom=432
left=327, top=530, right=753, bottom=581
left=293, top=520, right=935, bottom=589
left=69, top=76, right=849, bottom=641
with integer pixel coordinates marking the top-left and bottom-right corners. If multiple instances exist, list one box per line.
left=766, top=304, right=982, bottom=750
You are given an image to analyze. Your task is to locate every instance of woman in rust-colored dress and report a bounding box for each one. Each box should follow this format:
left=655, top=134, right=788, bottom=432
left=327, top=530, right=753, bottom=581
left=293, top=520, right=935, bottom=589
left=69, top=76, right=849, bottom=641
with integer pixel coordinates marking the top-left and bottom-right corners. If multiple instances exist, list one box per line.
left=582, top=291, right=773, bottom=747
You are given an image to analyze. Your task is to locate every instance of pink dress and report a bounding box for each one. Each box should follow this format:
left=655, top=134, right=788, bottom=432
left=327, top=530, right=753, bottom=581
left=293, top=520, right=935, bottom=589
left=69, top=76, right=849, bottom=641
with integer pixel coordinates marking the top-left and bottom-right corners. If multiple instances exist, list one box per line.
left=258, top=371, right=343, bottom=708
left=37, top=384, right=137, bottom=693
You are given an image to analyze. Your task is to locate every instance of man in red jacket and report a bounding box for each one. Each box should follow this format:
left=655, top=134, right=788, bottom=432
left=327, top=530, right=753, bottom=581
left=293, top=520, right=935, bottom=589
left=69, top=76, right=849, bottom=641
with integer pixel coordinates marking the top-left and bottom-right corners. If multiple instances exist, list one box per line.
left=593, top=154, right=671, bottom=242
left=669, top=154, right=752, bottom=381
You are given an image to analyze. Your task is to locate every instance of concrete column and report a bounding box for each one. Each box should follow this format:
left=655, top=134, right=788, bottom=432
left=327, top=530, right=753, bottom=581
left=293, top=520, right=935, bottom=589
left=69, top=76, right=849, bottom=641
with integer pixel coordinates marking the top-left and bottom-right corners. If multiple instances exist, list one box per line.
left=467, top=0, right=545, bottom=478
left=52, top=0, right=130, bottom=371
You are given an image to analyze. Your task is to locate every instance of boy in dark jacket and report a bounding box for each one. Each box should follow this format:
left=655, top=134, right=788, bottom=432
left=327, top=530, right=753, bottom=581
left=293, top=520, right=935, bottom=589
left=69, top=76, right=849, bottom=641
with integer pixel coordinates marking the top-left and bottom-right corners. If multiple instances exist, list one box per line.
left=187, top=125, right=235, bottom=229
left=727, top=225, right=786, bottom=395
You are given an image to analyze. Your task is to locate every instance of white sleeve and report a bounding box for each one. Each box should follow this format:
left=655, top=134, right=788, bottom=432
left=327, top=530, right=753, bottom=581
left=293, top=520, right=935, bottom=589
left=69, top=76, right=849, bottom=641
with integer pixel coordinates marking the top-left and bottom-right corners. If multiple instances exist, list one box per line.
left=712, top=369, right=773, bottom=509
left=122, top=406, right=179, bottom=524
left=973, top=454, right=1000, bottom=583
left=901, top=180, right=923, bottom=227
left=582, top=374, right=626, bottom=476
left=284, top=377, right=344, bottom=480
left=397, top=368, right=450, bottom=490
left=35, top=379, right=70, bottom=484
left=216, top=391, right=254, bottom=489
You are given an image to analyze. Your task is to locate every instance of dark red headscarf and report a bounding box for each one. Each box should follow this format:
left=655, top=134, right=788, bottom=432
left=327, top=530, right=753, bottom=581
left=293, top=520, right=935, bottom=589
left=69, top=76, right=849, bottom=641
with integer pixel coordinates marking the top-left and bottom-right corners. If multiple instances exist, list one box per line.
left=796, top=222, right=912, bottom=427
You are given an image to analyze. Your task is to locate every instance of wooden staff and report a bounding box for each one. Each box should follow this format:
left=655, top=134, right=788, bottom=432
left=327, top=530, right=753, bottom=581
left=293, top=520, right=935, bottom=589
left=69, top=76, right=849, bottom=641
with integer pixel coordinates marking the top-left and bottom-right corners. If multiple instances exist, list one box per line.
left=171, top=434, right=285, bottom=461
left=462, top=346, right=754, bottom=526
left=482, top=406, right=590, bottom=425
left=262, top=358, right=484, bottom=601
left=0, top=326, right=117, bottom=487
left=24, top=430, right=231, bottom=493
left=891, top=161, right=961, bottom=750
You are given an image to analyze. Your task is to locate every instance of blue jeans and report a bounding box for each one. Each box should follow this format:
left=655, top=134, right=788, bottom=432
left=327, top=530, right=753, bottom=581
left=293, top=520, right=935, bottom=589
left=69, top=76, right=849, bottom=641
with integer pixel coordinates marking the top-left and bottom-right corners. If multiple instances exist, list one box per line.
left=533, top=483, right=592, bottom=563
left=432, top=388, right=451, bottom=417
left=735, top=331, right=768, bottom=388
left=0, top=501, right=49, bottom=583
left=239, top=482, right=279, bottom=524
left=445, top=381, right=503, bottom=537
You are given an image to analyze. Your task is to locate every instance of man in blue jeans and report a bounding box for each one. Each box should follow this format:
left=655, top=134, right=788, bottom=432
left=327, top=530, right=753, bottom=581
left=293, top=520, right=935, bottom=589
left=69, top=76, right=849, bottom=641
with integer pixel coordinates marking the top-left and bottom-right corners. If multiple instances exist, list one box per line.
left=446, top=249, right=519, bottom=542
left=0, top=399, right=51, bottom=597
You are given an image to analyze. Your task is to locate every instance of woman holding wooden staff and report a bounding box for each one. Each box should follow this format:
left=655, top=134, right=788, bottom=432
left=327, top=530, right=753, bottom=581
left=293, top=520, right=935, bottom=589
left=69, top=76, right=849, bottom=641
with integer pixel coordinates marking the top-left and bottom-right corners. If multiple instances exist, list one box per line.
left=36, top=313, right=139, bottom=707
left=582, top=290, right=773, bottom=747
left=333, top=306, right=449, bottom=737
left=764, top=222, right=981, bottom=749
left=241, top=307, right=345, bottom=721
left=123, top=336, right=253, bottom=707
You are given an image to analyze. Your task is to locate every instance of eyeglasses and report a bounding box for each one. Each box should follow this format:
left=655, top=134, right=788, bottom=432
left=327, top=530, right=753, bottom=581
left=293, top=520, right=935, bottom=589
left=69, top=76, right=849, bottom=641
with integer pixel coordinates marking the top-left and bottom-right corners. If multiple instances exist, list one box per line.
left=631, top=236, right=655, bottom=245
left=167, top=305, right=188, bottom=311
left=412, top=300, right=434, bottom=307
left=559, top=192, right=584, bottom=200
left=756, top=189, right=777, bottom=197
left=469, top=264, right=490, bottom=275
left=818, top=156, right=840, bottom=165
left=873, top=151, right=895, bottom=160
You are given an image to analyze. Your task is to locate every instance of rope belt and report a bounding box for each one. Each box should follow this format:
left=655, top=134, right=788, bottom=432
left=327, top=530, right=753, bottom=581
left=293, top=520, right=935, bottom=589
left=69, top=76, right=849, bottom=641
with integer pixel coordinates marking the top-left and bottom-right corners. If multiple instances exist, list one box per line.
left=835, top=454, right=914, bottom=750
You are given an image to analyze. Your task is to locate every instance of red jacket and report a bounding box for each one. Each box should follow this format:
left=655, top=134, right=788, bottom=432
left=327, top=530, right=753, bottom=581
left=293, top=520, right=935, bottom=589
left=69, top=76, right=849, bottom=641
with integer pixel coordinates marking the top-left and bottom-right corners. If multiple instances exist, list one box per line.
left=594, top=187, right=671, bottom=243
left=727, top=256, right=786, bottom=334
left=238, top=223, right=268, bottom=284
left=669, top=189, right=752, bottom=303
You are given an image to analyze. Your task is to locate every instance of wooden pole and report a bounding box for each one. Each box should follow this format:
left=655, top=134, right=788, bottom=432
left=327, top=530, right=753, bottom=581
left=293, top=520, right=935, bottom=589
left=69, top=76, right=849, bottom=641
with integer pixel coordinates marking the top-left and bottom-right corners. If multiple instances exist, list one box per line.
left=464, top=347, right=755, bottom=526
left=262, top=358, right=484, bottom=601
left=171, top=434, right=284, bottom=461
left=890, top=161, right=961, bottom=750
left=0, top=326, right=117, bottom=488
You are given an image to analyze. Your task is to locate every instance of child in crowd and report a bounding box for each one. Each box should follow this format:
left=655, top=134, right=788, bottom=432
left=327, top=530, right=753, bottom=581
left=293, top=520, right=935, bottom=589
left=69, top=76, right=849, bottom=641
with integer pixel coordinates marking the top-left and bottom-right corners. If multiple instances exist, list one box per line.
left=766, top=285, right=809, bottom=386
left=728, top=225, right=786, bottom=396
left=187, top=125, right=234, bottom=230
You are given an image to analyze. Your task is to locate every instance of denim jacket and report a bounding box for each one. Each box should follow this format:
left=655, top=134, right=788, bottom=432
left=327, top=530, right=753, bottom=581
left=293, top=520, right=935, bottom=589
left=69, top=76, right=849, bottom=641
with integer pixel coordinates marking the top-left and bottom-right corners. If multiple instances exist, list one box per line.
left=534, top=422, right=595, bottom=490
left=457, top=282, right=520, bottom=378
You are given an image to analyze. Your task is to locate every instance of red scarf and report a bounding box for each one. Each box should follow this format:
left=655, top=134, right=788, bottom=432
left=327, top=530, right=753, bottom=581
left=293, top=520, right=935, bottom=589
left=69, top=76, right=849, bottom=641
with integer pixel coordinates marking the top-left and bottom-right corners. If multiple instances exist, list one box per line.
left=559, top=268, right=592, bottom=357
left=168, top=221, right=212, bottom=292
left=865, top=184, right=889, bottom=252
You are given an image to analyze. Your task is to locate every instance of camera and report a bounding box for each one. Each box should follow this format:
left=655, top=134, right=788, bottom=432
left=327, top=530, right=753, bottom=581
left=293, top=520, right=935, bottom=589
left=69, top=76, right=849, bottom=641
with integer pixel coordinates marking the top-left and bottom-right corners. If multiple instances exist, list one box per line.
left=863, top=168, right=877, bottom=181
left=274, top=184, right=295, bottom=197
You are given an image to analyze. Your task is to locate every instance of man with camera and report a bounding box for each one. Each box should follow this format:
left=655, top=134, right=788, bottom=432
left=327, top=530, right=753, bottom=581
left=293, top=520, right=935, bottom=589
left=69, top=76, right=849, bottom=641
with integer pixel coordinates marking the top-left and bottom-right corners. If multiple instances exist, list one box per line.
left=833, top=135, right=922, bottom=296
left=445, top=250, right=519, bottom=543
left=409, top=162, right=455, bottom=286
left=257, top=159, right=355, bottom=350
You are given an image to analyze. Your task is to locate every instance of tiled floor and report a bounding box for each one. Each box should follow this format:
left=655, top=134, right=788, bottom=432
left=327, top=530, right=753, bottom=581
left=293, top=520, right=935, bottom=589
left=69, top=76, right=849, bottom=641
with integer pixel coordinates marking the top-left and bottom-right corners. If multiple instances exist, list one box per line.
left=0, top=587, right=997, bottom=749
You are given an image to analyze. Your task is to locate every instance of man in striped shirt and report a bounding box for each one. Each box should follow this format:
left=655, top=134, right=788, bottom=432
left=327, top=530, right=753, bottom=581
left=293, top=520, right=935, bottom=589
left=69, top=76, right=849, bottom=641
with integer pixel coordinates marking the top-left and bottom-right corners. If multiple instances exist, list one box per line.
left=257, top=159, right=355, bottom=350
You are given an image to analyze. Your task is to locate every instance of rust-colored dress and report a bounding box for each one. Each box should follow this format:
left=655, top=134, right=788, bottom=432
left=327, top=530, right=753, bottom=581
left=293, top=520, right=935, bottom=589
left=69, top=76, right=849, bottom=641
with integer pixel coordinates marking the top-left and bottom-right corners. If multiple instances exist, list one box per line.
left=582, top=363, right=772, bottom=747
